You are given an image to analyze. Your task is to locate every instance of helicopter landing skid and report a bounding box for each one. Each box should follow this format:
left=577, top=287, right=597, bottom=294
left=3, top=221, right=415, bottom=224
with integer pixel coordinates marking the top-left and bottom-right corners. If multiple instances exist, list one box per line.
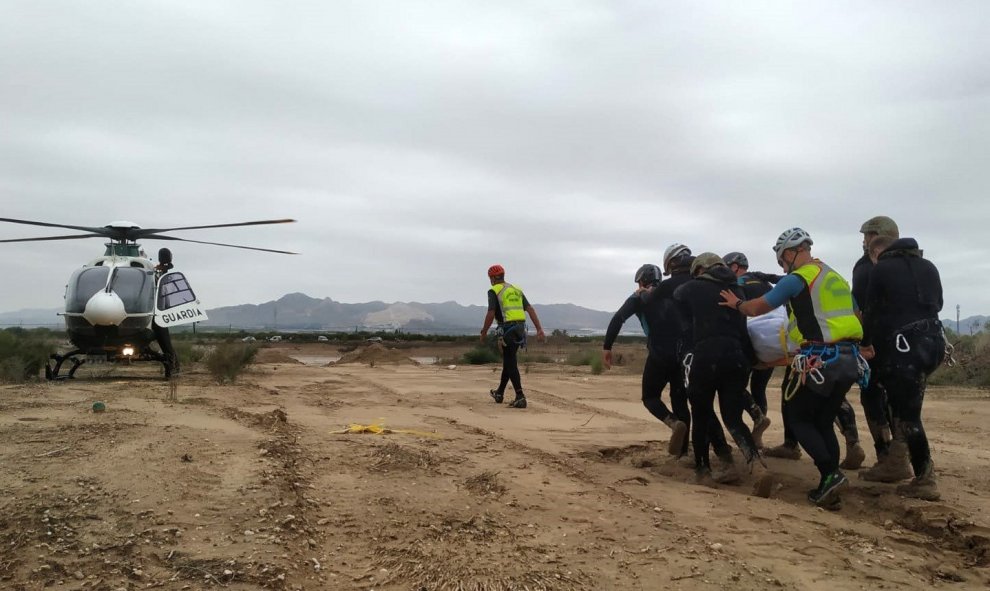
left=45, top=350, right=85, bottom=380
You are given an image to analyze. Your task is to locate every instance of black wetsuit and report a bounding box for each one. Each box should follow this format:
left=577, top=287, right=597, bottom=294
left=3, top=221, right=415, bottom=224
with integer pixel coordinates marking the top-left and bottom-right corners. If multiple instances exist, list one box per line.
left=674, top=266, right=760, bottom=469
left=603, top=288, right=680, bottom=424
left=641, top=269, right=731, bottom=458
left=487, top=288, right=531, bottom=397
left=864, top=238, right=944, bottom=476
left=853, top=253, right=891, bottom=456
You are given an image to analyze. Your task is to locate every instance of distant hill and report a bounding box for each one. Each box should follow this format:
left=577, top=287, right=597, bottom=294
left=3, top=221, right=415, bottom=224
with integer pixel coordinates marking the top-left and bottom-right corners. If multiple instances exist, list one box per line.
left=200, top=293, right=623, bottom=335
left=7, top=295, right=984, bottom=337
left=941, top=315, right=988, bottom=336
left=0, top=308, right=63, bottom=328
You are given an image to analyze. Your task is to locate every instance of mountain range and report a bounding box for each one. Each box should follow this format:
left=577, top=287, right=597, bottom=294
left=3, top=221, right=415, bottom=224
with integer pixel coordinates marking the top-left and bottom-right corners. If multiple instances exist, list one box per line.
left=0, top=293, right=624, bottom=335
left=1, top=293, right=985, bottom=336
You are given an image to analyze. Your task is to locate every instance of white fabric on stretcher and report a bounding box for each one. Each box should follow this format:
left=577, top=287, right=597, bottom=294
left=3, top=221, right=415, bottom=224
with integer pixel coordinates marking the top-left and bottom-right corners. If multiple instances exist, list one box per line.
left=747, top=307, right=798, bottom=363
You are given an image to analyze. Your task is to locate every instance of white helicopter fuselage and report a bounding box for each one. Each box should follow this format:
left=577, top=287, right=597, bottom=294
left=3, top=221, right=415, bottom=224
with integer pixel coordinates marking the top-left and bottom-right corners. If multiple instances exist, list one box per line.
left=62, top=250, right=207, bottom=353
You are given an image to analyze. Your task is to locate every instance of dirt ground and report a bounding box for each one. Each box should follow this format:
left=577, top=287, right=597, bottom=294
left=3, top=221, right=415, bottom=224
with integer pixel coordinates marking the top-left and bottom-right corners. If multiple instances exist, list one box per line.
left=1, top=342, right=988, bottom=591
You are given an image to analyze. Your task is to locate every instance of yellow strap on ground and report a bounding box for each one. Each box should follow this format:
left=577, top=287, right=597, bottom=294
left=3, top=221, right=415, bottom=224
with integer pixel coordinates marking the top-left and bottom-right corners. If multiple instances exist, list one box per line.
left=335, top=421, right=443, bottom=439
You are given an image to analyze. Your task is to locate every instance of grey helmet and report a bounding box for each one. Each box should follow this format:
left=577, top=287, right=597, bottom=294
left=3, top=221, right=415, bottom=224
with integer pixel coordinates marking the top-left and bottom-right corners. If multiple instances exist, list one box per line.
left=634, top=264, right=662, bottom=286
left=722, top=251, right=749, bottom=268
left=662, top=243, right=692, bottom=275
left=773, top=227, right=813, bottom=259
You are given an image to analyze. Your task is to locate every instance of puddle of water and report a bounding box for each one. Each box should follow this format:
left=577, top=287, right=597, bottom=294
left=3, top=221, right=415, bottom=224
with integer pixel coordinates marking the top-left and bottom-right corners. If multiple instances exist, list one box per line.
left=289, top=355, right=341, bottom=366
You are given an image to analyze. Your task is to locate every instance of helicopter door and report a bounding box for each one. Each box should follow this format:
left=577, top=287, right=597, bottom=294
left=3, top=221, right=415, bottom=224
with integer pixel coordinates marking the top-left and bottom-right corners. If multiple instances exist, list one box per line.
left=155, top=271, right=208, bottom=328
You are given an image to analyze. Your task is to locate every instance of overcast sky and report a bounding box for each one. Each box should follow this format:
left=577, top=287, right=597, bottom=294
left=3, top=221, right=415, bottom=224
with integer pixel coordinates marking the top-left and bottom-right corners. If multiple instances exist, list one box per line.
left=1, top=1, right=987, bottom=320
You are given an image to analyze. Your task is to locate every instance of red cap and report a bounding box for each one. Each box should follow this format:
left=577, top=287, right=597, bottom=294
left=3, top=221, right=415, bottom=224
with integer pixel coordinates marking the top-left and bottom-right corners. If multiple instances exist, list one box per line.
left=487, top=264, right=505, bottom=278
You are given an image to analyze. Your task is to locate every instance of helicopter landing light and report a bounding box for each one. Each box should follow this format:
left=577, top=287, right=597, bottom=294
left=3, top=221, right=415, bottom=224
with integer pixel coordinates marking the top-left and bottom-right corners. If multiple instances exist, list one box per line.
left=82, top=291, right=128, bottom=326
left=122, top=346, right=135, bottom=356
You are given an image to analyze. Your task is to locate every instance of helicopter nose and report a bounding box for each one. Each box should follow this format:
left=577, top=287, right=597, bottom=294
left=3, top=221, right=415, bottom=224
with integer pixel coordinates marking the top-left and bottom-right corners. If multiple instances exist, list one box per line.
left=83, top=291, right=128, bottom=326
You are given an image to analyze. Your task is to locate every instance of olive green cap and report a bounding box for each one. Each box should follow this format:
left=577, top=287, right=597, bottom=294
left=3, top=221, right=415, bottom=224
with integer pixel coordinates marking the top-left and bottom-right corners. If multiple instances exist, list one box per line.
left=690, top=252, right=726, bottom=276
left=859, top=216, right=899, bottom=238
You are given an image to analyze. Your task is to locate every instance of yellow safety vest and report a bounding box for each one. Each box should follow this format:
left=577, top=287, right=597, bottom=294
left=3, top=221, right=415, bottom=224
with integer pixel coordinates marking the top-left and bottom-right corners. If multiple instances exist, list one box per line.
left=787, top=261, right=863, bottom=345
left=492, top=282, right=526, bottom=323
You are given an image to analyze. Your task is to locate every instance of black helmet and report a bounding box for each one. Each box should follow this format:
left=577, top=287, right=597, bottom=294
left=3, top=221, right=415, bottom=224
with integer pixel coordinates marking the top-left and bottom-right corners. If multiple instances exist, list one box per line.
left=635, top=264, right=662, bottom=286
left=722, top=252, right=748, bottom=268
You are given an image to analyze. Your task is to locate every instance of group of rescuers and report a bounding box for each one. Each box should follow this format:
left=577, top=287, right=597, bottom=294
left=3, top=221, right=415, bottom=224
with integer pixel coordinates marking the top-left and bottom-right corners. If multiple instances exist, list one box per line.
left=479, top=217, right=948, bottom=510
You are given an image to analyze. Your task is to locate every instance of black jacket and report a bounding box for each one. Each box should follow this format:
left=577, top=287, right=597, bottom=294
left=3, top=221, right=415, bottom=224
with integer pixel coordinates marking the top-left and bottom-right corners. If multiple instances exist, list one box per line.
left=863, top=238, right=943, bottom=346
left=604, top=287, right=677, bottom=358
left=852, top=253, right=873, bottom=310
left=672, top=266, right=752, bottom=359
left=634, top=270, right=693, bottom=355
left=738, top=271, right=779, bottom=300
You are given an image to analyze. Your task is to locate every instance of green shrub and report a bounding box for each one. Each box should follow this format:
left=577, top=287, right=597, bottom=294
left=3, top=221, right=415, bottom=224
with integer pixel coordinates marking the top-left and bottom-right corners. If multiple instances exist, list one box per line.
left=565, top=349, right=597, bottom=366
left=0, top=330, right=52, bottom=383
left=205, top=342, right=258, bottom=384
left=173, top=341, right=206, bottom=366
left=462, top=346, right=500, bottom=365
left=590, top=356, right=604, bottom=375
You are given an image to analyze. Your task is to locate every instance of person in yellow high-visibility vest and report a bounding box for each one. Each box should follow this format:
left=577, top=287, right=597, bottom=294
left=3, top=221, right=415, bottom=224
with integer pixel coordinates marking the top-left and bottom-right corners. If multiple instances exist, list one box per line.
left=720, top=228, right=868, bottom=510
left=480, top=264, right=545, bottom=409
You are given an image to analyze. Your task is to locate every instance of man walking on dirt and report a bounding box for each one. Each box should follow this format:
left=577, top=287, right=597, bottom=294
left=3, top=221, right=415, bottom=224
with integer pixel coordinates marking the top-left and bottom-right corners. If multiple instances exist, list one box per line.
left=861, top=234, right=946, bottom=500
left=721, top=228, right=866, bottom=509
left=480, top=264, right=545, bottom=409
left=602, top=264, right=688, bottom=454
left=855, top=216, right=911, bottom=482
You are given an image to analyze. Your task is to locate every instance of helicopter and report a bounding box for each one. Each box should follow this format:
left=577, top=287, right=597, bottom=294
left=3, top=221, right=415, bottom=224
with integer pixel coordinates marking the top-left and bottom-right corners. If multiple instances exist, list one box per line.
left=0, top=217, right=296, bottom=379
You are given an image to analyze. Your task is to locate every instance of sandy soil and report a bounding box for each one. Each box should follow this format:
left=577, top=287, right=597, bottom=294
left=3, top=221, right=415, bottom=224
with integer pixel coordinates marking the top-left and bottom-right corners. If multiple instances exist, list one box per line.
left=1, top=342, right=988, bottom=591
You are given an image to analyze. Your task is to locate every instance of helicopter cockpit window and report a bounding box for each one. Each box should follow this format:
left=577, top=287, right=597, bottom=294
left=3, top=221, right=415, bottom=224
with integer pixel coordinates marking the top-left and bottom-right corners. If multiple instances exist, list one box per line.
left=65, top=267, right=110, bottom=313
left=157, top=273, right=197, bottom=310
left=111, top=268, right=156, bottom=313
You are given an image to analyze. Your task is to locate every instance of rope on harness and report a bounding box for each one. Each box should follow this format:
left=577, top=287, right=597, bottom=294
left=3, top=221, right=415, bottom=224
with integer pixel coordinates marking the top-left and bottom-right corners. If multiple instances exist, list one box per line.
left=783, top=344, right=849, bottom=401
left=682, top=352, right=694, bottom=389
left=941, top=326, right=957, bottom=367
left=855, top=350, right=871, bottom=389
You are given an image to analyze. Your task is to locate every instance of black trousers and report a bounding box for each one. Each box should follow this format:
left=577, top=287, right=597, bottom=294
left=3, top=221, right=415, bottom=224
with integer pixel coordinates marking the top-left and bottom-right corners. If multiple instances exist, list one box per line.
left=653, top=351, right=729, bottom=457
left=641, top=353, right=675, bottom=422
left=877, top=321, right=945, bottom=476
left=687, top=339, right=759, bottom=469
left=496, top=325, right=525, bottom=396
left=783, top=349, right=859, bottom=481
left=748, top=367, right=773, bottom=414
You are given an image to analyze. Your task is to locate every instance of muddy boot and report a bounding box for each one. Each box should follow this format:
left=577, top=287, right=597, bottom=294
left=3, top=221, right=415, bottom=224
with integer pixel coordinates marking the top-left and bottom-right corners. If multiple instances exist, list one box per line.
left=663, top=416, right=689, bottom=456
left=751, top=414, right=772, bottom=450
left=712, top=453, right=741, bottom=484
left=764, top=442, right=801, bottom=460
left=860, top=440, right=913, bottom=483
left=839, top=441, right=866, bottom=470
left=897, top=462, right=940, bottom=501
left=749, top=458, right=774, bottom=498
left=694, top=466, right=716, bottom=486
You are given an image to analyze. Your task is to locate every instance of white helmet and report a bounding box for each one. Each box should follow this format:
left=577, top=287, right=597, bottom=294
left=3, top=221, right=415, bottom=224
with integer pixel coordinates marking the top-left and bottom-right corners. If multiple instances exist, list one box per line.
left=663, top=243, right=691, bottom=275
left=773, top=227, right=813, bottom=258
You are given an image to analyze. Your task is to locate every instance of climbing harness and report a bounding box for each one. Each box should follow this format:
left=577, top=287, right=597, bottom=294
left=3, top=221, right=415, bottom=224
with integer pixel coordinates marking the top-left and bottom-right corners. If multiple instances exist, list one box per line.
left=682, top=352, right=694, bottom=389
left=783, top=343, right=853, bottom=401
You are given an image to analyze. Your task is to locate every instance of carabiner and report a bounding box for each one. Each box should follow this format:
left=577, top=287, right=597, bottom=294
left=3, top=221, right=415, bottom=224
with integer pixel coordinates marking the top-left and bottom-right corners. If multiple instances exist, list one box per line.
left=895, top=333, right=911, bottom=353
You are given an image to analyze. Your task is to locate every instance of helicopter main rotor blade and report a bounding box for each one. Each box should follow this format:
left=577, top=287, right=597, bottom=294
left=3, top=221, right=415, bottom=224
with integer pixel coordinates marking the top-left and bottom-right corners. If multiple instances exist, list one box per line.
left=0, top=233, right=106, bottom=243
left=132, top=218, right=296, bottom=238
left=0, top=217, right=110, bottom=236
left=140, top=234, right=299, bottom=255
